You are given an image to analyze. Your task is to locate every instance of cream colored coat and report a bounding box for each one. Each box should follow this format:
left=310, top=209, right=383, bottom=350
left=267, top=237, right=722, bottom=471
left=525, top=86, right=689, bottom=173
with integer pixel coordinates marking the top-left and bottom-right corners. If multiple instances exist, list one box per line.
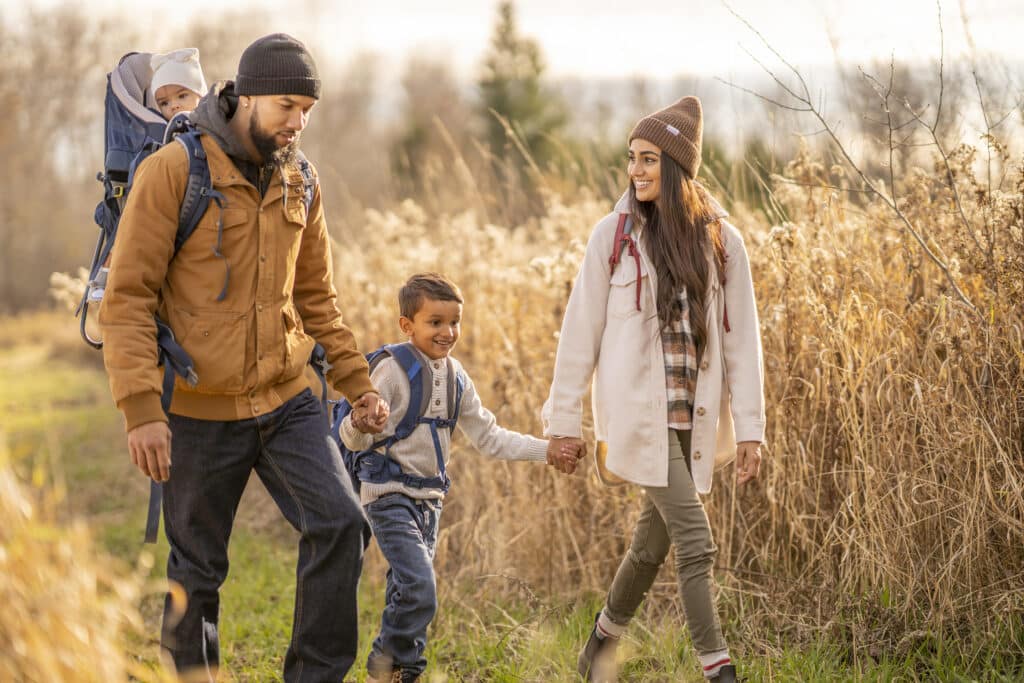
left=543, top=192, right=765, bottom=494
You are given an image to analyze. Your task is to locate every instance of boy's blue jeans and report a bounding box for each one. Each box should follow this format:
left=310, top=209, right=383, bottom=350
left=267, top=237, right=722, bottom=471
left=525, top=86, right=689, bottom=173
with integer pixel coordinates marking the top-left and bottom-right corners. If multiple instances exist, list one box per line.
left=161, top=389, right=370, bottom=683
left=365, top=493, right=442, bottom=678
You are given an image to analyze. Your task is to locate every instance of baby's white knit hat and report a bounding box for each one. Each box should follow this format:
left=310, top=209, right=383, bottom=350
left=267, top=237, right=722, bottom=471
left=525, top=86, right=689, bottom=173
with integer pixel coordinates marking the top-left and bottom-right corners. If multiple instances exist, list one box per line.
left=150, top=48, right=207, bottom=97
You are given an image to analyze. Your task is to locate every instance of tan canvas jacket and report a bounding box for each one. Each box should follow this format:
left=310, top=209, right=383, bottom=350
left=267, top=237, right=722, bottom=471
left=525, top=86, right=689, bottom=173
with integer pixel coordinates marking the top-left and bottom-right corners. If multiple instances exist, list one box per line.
left=99, top=135, right=374, bottom=430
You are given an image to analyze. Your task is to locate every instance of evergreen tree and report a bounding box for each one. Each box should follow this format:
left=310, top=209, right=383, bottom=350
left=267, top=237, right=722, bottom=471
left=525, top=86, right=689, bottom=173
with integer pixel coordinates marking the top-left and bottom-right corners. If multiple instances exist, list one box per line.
left=477, top=1, right=567, bottom=172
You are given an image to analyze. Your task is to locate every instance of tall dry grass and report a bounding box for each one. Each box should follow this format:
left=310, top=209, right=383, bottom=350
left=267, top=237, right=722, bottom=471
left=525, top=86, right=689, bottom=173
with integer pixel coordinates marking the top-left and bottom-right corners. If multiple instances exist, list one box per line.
left=0, top=438, right=172, bottom=682
left=332, top=134, right=1023, bottom=657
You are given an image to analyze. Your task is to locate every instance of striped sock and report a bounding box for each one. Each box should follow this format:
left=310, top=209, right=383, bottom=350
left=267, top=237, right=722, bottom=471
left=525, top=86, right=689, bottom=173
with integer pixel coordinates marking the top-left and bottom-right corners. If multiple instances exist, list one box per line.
left=595, top=609, right=626, bottom=639
left=699, top=649, right=731, bottom=678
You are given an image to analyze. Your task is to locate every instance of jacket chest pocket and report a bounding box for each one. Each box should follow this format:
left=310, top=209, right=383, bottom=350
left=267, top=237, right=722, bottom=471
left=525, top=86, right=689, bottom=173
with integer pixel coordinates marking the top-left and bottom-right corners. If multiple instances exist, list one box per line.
left=607, top=259, right=649, bottom=319
left=284, top=180, right=308, bottom=226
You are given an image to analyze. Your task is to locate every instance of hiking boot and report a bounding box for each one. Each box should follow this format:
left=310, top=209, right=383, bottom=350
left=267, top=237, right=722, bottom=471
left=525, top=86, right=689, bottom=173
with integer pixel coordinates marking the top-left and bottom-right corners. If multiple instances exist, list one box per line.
left=577, top=613, right=618, bottom=681
left=709, top=664, right=737, bottom=682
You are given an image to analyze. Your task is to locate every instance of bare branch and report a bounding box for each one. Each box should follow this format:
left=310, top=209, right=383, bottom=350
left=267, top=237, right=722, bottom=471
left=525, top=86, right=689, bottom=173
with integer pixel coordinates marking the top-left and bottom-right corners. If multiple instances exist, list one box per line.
left=719, top=6, right=982, bottom=317
left=720, top=1, right=814, bottom=101
left=714, top=77, right=812, bottom=112
left=933, top=0, right=945, bottom=133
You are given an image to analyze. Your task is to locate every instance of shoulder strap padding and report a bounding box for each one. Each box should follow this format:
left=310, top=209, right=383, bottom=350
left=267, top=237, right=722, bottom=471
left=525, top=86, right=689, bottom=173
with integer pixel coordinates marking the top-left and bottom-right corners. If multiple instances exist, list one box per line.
left=174, top=130, right=214, bottom=254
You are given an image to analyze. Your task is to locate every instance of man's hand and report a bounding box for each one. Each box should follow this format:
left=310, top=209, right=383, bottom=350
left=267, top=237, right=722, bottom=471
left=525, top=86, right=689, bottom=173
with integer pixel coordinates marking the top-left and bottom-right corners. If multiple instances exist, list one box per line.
left=352, top=392, right=389, bottom=434
left=547, top=437, right=586, bottom=474
left=735, top=441, right=762, bottom=485
left=127, top=420, right=173, bottom=482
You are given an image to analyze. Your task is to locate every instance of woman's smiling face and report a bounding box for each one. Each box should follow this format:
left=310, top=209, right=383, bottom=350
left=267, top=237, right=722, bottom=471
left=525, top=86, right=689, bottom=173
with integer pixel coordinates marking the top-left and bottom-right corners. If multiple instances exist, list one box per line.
left=628, top=138, right=661, bottom=202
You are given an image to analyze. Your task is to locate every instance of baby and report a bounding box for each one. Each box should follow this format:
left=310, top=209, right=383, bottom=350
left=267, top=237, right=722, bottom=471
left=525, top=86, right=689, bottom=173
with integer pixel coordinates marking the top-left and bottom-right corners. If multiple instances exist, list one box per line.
left=150, top=48, right=207, bottom=120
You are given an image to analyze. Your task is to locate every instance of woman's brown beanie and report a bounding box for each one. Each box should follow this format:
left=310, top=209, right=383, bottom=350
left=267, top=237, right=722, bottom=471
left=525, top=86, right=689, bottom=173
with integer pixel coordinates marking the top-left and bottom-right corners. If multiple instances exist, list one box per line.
left=628, top=96, right=703, bottom=179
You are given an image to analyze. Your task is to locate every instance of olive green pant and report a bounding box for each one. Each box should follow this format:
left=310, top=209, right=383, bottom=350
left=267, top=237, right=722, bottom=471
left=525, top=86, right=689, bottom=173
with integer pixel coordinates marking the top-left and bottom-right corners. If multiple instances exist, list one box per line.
left=603, top=429, right=726, bottom=655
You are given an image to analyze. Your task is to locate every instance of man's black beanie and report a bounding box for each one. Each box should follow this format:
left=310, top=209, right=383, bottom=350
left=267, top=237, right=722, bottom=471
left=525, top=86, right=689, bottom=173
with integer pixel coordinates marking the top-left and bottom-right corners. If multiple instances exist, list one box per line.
left=235, top=33, right=321, bottom=99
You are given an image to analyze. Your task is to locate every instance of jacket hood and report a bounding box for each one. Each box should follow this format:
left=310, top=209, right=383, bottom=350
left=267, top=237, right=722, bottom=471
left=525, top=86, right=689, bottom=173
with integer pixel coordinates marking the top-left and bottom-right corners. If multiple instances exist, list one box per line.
left=189, top=80, right=257, bottom=163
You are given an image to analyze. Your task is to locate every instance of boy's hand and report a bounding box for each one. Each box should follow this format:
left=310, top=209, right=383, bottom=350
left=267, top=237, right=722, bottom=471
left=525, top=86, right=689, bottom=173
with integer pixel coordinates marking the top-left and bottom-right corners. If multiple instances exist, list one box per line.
left=547, top=437, right=585, bottom=474
left=353, top=392, right=389, bottom=434
left=349, top=405, right=369, bottom=431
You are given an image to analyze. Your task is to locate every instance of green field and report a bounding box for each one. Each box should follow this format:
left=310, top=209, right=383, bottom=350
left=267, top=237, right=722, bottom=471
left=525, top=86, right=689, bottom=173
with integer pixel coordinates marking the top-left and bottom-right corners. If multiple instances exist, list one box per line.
left=1, top=316, right=1019, bottom=682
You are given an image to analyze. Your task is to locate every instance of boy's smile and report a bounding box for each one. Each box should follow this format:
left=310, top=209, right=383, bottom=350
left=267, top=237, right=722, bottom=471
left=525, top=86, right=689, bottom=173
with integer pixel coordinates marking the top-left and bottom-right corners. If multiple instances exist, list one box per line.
left=401, top=299, right=462, bottom=360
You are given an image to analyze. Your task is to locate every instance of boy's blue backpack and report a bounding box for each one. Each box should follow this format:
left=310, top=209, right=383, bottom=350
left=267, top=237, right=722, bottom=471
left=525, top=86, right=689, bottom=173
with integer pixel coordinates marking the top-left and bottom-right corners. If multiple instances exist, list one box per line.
left=330, top=343, right=466, bottom=496
left=81, top=52, right=318, bottom=543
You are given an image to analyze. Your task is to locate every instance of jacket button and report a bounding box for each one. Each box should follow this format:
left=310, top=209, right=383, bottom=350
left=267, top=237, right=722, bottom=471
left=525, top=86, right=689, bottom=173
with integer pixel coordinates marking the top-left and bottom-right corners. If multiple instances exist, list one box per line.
left=693, top=451, right=702, bottom=460
left=700, top=360, right=709, bottom=370
left=257, top=304, right=263, bottom=312
left=696, top=406, right=706, bottom=417
left=258, top=353, right=264, bottom=361
left=435, top=400, right=441, bottom=406
left=260, top=255, right=266, bottom=262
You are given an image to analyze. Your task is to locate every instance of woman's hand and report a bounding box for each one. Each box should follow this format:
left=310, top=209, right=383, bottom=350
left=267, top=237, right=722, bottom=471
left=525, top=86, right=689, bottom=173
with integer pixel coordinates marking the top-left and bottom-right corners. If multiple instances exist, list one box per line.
left=735, top=441, right=762, bottom=485
left=547, top=437, right=586, bottom=474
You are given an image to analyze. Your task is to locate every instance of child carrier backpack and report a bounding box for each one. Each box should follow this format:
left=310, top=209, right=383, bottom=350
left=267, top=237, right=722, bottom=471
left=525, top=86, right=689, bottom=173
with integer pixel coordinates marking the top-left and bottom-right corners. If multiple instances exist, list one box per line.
left=330, top=343, right=466, bottom=496
left=80, top=52, right=319, bottom=543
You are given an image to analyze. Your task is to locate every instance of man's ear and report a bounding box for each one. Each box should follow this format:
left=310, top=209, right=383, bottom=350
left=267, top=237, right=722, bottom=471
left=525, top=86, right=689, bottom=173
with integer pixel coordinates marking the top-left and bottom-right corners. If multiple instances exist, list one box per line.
left=399, top=316, right=413, bottom=336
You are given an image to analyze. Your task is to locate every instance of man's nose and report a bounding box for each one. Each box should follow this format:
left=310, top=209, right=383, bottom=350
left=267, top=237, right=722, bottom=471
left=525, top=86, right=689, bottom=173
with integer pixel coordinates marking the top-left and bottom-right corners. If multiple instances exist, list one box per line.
left=288, top=109, right=308, bottom=132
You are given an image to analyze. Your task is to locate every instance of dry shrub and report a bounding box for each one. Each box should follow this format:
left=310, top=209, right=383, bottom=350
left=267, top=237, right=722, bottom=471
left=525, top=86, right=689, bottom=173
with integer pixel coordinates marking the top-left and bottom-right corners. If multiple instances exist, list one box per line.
left=0, top=441, right=168, bottom=682
left=333, top=137, right=1024, bottom=657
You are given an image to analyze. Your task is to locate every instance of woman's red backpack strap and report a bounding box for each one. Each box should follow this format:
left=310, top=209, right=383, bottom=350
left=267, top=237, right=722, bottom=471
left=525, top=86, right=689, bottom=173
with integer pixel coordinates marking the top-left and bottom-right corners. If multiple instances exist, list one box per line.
left=608, top=211, right=733, bottom=332
left=608, top=213, right=642, bottom=312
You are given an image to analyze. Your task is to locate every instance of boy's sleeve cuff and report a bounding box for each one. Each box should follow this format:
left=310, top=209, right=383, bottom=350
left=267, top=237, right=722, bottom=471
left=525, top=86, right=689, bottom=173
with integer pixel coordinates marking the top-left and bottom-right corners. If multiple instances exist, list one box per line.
left=119, top=391, right=168, bottom=432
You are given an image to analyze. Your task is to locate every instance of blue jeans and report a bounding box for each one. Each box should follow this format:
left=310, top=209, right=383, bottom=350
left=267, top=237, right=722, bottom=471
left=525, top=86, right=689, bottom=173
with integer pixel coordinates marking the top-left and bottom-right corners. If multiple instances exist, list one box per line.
left=365, top=493, right=442, bottom=678
left=162, top=389, right=370, bottom=682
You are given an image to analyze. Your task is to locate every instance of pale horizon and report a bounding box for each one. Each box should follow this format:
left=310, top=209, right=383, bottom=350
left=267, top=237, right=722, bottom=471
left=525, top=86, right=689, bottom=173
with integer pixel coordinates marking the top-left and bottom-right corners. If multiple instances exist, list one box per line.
left=6, top=0, right=1023, bottom=81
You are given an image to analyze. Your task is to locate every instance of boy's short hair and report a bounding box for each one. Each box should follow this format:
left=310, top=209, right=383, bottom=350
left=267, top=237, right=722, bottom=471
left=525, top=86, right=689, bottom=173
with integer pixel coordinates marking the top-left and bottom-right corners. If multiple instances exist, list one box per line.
left=399, top=273, right=463, bottom=319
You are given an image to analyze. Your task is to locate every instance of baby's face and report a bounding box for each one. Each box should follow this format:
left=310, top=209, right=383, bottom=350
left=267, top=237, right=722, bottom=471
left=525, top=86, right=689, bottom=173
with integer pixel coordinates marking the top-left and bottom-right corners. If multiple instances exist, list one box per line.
left=155, top=84, right=201, bottom=120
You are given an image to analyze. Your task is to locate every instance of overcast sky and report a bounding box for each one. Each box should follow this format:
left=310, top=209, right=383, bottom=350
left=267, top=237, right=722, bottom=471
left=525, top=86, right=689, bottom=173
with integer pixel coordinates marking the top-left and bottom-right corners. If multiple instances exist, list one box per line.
left=6, top=0, right=1022, bottom=79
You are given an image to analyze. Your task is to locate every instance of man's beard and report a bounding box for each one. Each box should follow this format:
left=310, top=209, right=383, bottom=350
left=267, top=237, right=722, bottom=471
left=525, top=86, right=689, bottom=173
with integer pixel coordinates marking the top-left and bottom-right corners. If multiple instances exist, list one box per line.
left=249, top=107, right=300, bottom=166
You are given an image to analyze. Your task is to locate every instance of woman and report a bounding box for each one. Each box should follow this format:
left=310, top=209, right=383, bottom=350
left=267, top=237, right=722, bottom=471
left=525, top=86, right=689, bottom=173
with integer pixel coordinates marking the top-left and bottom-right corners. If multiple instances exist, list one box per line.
left=543, top=96, right=765, bottom=682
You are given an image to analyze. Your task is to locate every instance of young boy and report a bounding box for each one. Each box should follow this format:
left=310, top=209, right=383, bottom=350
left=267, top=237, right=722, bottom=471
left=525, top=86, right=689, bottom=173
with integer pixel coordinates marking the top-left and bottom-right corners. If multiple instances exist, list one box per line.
left=150, top=47, right=207, bottom=121
left=341, top=273, right=579, bottom=683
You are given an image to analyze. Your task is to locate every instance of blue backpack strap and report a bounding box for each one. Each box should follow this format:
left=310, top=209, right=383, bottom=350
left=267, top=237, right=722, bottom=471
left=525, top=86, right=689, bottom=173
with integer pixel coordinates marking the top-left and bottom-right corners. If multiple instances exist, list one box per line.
left=144, top=317, right=199, bottom=544
left=175, top=131, right=229, bottom=300
left=384, top=343, right=425, bottom=444
left=142, top=129, right=220, bottom=546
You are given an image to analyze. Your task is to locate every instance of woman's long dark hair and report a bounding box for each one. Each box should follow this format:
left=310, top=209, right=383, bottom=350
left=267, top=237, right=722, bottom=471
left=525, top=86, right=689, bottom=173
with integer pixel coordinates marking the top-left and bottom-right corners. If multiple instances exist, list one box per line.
left=630, top=152, right=725, bottom=358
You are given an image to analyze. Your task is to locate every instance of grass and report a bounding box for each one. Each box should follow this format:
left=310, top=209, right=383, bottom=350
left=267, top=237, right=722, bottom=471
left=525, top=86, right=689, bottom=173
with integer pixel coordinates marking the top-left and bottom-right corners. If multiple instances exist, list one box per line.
left=2, top=318, right=1021, bottom=681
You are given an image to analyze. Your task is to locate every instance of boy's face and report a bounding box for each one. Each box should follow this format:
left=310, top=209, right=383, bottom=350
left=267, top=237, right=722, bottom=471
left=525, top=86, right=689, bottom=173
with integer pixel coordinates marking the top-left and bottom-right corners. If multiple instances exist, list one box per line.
left=400, top=298, right=462, bottom=360
left=155, top=84, right=201, bottom=121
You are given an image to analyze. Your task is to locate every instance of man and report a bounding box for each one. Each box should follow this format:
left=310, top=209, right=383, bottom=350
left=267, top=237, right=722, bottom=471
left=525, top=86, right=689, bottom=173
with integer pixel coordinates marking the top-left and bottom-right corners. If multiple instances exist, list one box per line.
left=99, top=33, right=386, bottom=682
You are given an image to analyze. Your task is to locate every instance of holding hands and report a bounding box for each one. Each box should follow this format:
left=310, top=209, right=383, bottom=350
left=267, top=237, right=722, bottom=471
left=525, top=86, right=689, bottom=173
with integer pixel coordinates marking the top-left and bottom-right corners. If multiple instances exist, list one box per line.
left=546, top=436, right=586, bottom=474
left=351, top=391, right=390, bottom=434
